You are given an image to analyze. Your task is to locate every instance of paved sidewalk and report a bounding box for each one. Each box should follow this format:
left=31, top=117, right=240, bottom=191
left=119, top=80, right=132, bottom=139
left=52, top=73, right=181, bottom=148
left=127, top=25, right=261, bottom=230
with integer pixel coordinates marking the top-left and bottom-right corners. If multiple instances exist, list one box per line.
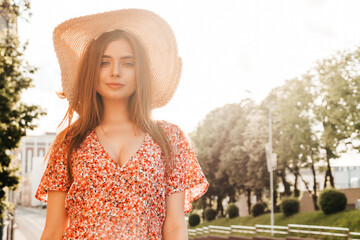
left=14, top=206, right=46, bottom=240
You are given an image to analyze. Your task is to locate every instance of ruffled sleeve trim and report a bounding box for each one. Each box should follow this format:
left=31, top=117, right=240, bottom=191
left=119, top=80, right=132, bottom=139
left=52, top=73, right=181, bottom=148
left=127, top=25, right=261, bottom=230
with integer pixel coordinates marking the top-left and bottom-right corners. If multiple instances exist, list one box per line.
left=159, top=120, right=209, bottom=213
left=35, top=137, right=71, bottom=203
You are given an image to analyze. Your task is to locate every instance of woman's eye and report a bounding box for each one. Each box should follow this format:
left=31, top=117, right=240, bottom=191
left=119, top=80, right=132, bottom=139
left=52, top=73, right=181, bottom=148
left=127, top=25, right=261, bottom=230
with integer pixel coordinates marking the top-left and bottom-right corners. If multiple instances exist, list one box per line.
left=101, top=61, right=109, bottom=66
left=124, top=62, right=134, bottom=67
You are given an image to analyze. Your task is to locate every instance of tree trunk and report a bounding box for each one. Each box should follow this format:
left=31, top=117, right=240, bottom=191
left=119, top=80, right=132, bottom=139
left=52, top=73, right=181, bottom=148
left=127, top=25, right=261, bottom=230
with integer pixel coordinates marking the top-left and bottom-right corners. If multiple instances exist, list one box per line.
left=202, top=205, right=206, bottom=222
left=310, top=163, right=320, bottom=210
left=299, top=164, right=320, bottom=211
left=247, top=188, right=251, bottom=214
left=255, top=189, right=262, bottom=202
left=294, top=167, right=300, bottom=197
left=202, top=197, right=208, bottom=222
left=216, top=195, right=224, bottom=217
left=311, top=194, right=319, bottom=211
left=273, top=190, right=278, bottom=212
left=323, top=147, right=335, bottom=188
left=279, top=168, right=292, bottom=196
left=229, top=194, right=235, bottom=203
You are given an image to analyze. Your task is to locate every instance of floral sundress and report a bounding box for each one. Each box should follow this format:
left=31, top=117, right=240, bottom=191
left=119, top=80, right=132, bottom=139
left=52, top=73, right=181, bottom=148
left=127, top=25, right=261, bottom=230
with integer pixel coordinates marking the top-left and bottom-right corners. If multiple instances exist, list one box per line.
left=35, top=120, right=209, bottom=239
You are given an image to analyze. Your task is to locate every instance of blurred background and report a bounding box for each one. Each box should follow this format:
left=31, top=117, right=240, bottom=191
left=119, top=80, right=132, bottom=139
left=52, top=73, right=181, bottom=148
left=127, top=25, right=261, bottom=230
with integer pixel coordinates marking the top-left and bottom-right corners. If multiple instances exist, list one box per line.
left=0, top=0, right=359, bottom=239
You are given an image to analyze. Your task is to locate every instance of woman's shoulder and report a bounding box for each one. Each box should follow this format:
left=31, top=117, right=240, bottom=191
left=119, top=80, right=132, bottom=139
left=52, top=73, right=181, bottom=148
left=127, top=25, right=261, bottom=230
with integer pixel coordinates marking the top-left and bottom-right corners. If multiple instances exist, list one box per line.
left=155, top=120, right=183, bottom=136
left=155, top=119, right=191, bottom=144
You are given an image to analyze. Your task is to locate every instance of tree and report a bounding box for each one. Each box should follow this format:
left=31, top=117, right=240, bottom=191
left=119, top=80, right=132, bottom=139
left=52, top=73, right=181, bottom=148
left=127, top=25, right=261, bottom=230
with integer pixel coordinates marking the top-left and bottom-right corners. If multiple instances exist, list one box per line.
left=190, top=44, right=360, bottom=219
left=270, top=76, right=320, bottom=209
left=220, top=99, right=255, bottom=194
left=312, top=47, right=360, bottom=188
left=261, top=88, right=293, bottom=200
left=191, top=102, right=247, bottom=217
left=240, top=106, right=270, bottom=213
left=0, top=0, right=45, bottom=219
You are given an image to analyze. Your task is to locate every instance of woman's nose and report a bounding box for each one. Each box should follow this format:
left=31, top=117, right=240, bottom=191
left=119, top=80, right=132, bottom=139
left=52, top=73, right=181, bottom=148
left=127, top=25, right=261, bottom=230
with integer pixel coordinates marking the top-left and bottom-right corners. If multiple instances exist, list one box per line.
left=111, top=63, right=122, bottom=77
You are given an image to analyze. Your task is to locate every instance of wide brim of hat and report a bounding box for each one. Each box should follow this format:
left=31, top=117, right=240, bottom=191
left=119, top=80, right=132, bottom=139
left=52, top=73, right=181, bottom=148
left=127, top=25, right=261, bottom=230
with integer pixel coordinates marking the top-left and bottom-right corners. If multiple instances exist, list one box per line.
left=53, top=8, right=182, bottom=110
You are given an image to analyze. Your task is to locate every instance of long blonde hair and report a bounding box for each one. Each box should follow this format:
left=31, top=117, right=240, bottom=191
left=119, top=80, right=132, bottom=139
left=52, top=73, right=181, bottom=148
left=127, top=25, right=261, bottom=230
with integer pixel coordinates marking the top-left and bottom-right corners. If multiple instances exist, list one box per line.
left=47, top=30, right=173, bottom=182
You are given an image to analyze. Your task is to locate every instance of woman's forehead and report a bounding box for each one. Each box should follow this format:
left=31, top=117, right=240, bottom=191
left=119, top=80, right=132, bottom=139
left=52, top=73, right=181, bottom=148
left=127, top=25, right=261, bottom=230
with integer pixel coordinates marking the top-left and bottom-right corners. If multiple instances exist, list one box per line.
left=103, top=39, right=134, bottom=58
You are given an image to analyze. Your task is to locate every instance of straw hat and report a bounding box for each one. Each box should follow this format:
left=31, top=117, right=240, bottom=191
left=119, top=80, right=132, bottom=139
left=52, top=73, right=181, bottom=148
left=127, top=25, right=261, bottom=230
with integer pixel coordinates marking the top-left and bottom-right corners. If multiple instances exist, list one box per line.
left=53, top=9, right=182, bottom=110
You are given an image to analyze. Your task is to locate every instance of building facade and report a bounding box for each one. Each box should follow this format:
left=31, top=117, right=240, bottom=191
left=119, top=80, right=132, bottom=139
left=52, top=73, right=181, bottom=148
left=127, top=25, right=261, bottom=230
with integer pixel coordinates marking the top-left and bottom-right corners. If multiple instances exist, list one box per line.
left=332, top=155, right=360, bottom=189
left=13, top=133, right=56, bottom=206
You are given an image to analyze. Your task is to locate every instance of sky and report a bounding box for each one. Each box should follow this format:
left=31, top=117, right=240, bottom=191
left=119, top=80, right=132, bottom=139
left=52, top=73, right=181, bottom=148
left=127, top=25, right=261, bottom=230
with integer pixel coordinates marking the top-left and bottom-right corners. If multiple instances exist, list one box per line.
left=18, top=0, right=360, bottom=135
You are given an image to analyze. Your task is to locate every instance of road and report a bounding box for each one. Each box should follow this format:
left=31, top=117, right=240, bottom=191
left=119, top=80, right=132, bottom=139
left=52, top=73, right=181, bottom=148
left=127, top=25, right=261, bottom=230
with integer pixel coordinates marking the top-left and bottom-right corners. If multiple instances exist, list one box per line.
left=14, top=206, right=46, bottom=240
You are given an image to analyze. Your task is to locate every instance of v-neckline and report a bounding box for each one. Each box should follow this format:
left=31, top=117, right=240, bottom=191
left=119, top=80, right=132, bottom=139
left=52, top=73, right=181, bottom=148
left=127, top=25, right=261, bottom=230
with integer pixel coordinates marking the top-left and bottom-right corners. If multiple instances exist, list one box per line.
left=92, top=129, right=149, bottom=170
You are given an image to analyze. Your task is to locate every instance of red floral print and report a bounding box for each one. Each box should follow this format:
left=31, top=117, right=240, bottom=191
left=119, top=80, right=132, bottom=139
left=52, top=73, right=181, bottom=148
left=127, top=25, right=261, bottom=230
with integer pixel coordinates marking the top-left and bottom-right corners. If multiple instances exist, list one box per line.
left=35, top=120, right=209, bottom=239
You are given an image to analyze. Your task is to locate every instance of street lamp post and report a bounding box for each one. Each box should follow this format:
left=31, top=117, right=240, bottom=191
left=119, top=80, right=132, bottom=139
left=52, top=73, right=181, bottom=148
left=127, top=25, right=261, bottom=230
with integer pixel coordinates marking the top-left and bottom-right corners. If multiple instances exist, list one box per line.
left=265, top=105, right=276, bottom=236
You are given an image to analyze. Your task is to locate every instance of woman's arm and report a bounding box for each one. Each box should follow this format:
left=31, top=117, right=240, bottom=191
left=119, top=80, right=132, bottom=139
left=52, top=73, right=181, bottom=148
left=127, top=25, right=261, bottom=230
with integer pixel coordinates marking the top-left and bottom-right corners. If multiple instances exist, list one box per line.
left=162, top=191, right=188, bottom=240
left=40, top=190, right=68, bottom=240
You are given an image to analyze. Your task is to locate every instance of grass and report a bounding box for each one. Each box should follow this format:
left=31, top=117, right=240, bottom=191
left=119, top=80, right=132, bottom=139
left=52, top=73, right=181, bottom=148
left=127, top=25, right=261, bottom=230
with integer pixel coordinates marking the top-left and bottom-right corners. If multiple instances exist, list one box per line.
left=189, top=209, right=360, bottom=232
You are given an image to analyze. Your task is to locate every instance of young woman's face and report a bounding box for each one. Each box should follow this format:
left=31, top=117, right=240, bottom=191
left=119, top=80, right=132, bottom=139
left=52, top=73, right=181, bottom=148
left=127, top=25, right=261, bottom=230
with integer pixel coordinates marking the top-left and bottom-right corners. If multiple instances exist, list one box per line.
left=97, top=38, right=136, bottom=104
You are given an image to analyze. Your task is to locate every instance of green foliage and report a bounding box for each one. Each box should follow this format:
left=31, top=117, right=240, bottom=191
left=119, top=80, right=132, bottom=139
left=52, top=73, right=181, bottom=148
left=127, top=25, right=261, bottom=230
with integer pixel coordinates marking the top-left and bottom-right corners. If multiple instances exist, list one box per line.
left=266, top=77, right=319, bottom=199
left=241, top=107, right=270, bottom=191
left=0, top=0, right=46, bottom=217
left=204, top=208, right=217, bottom=221
left=311, top=48, right=360, bottom=187
left=226, top=203, right=239, bottom=219
left=188, top=213, right=201, bottom=227
left=191, top=100, right=258, bottom=217
left=319, top=189, right=347, bottom=215
left=191, top=99, right=270, bottom=217
left=251, top=202, right=265, bottom=217
left=191, top=38, right=360, bottom=220
left=281, top=198, right=300, bottom=217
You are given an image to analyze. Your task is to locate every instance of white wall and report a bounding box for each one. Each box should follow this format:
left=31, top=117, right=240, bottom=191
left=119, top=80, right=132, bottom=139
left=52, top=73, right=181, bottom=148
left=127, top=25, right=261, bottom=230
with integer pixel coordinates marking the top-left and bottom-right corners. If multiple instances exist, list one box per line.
left=333, top=166, right=360, bottom=189
left=31, top=156, right=46, bottom=207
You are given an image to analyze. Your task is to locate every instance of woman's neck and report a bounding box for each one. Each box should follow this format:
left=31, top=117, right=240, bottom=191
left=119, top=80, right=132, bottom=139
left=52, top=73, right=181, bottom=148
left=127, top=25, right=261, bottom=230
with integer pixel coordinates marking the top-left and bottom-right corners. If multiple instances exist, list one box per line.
left=100, top=99, right=131, bottom=126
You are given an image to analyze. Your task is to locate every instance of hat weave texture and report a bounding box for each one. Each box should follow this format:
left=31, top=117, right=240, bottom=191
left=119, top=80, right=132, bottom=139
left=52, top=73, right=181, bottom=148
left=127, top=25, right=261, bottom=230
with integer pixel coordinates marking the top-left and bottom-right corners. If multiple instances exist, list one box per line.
left=53, top=8, right=182, bottom=110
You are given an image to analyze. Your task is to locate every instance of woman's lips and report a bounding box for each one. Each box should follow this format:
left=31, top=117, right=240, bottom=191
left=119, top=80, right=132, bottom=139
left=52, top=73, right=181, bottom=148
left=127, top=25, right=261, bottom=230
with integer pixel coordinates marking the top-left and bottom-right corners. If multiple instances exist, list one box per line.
left=106, top=83, right=125, bottom=89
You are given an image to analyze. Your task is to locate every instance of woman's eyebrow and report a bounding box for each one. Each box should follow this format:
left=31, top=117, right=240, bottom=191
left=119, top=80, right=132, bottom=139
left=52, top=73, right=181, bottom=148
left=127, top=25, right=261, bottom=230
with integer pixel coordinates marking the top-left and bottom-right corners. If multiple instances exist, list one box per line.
left=102, top=55, right=134, bottom=59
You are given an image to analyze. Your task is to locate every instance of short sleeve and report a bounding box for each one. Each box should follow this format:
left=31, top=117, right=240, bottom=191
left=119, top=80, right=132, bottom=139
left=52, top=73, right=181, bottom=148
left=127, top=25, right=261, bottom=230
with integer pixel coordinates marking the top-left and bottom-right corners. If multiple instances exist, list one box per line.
left=163, top=122, right=209, bottom=213
left=34, top=138, right=71, bottom=203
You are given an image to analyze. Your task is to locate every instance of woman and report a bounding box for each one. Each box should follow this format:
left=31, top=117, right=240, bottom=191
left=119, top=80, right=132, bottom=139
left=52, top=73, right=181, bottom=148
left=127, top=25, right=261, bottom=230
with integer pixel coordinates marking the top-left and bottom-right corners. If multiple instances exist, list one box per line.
left=35, top=9, right=209, bottom=240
